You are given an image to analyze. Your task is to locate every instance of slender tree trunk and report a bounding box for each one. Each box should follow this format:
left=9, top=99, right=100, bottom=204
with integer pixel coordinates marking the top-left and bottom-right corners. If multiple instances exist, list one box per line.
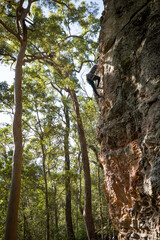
left=22, top=207, right=32, bottom=240
left=77, top=152, right=82, bottom=235
left=48, top=164, right=55, bottom=240
left=41, top=141, right=50, bottom=240
left=69, top=89, right=97, bottom=240
left=77, top=152, right=83, bottom=215
left=98, top=166, right=104, bottom=240
left=48, top=163, right=59, bottom=240
left=35, top=103, right=50, bottom=240
left=64, top=106, right=76, bottom=240
left=89, top=145, right=104, bottom=239
left=54, top=185, right=58, bottom=238
left=5, top=41, right=27, bottom=240
left=23, top=212, right=32, bottom=240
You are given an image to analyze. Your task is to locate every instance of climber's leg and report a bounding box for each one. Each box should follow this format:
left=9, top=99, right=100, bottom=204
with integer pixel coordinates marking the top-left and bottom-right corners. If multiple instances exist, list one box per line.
left=89, top=81, right=102, bottom=98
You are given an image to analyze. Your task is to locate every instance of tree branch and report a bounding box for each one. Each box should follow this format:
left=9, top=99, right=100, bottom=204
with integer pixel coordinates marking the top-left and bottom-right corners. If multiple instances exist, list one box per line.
left=24, top=55, right=48, bottom=63
left=22, top=119, right=39, bottom=134
left=49, top=81, right=63, bottom=96
left=88, top=144, right=103, bottom=169
left=52, top=0, right=72, bottom=10
left=61, top=30, right=90, bottom=44
left=74, top=60, right=95, bottom=73
left=0, top=54, right=16, bottom=62
left=0, top=19, right=21, bottom=41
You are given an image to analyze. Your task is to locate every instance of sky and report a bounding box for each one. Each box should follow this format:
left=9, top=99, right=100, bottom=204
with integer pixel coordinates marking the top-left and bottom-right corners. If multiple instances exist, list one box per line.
left=0, top=0, right=104, bottom=123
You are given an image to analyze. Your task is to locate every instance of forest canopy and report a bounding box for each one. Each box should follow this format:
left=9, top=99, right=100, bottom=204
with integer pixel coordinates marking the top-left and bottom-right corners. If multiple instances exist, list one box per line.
left=0, top=1, right=115, bottom=240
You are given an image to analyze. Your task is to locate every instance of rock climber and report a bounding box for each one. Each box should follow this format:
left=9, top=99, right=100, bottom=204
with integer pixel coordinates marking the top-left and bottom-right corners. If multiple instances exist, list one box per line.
left=86, top=64, right=103, bottom=98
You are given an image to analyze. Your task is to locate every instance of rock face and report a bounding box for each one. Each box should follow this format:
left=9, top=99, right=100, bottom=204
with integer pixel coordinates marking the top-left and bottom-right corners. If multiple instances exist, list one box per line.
left=98, top=0, right=160, bottom=239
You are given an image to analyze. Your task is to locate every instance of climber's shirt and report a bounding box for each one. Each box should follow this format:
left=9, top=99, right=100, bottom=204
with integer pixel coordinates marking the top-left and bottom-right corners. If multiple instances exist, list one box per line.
left=86, top=64, right=99, bottom=83
left=86, top=65, right=102, bottom=98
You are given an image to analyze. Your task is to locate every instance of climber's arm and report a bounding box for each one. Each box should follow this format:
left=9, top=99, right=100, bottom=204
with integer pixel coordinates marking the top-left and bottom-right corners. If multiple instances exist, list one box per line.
left=96, top=64, right=103, bottom=71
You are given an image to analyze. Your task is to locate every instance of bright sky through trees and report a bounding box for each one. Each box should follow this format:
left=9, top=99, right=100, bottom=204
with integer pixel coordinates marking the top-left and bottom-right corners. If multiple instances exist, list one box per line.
left=0, top=1, right=110, bottom=239
left=0, top=0, right=104, bottom=123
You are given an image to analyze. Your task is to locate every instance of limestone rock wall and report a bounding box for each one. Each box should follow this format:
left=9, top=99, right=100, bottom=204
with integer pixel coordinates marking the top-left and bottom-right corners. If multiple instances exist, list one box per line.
left=98, top=0, right=160, bottom=239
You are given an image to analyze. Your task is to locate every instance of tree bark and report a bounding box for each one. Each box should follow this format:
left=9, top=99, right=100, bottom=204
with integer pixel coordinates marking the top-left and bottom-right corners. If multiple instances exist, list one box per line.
left=3, top=1, right=35, bottom=238
left=34, top=101, right=50, bottom=240
left=98, top=165, right=104, bottom=240
left=77, top=152, right=83, bottom=215
left=36, top=106, right=50, bottom=240
left=5, top=41, right=27, bottom=240
left=54, top=185, right=58, bottom=237
left=68, top=89, right=97, bottom=240
left=89, top=145, right=104, bottom=239
left=41, top=142, right=50, bottom=240
left=64, top=105, right=76, bottom=240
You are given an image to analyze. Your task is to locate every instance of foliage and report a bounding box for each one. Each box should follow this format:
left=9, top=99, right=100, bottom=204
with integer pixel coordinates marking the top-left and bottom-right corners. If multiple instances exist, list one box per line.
left=0, top=81, right=14, bottom=112
left=0, top=0, right=116, bottom=240
left=0, top=125, right=13, bottom=239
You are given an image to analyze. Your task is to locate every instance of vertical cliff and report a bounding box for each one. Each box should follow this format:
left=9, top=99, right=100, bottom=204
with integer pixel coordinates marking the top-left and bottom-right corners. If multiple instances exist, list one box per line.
left=98, top=0, right=160, bottom=239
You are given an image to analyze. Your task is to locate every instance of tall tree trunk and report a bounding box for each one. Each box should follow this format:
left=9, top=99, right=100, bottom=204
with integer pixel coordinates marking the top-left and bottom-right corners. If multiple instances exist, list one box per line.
left=68, top=89, right=97, bottom=240
left=64, top=105, right=76, bottom=240
left=48, top=165, right=59, bottom=240
left=35, top=103, right=50, bottom=240
left=77, top=152, right=83, bottom=215
left=89, top=145, right=104, bottom=240
left=48, top=164, right=55, bottom=240
left=5, top=41, right=27, bottom=240
left=77, top=152, right=82, bottom=236
left=41, top=142, right=50, bottom=240
left=54, top=185, right=58, bottom=238
left=22, top=200, right=32, bottom=240
left=98, top=165, right=104, bottom=240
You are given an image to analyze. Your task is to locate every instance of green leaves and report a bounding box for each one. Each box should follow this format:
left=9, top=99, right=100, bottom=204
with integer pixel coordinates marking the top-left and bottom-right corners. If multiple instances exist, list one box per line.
left=0, top=124, right=13, bottom=237
left=0, top=81, right=14, bottom=112
left=0, top=1, right=111, bottom=239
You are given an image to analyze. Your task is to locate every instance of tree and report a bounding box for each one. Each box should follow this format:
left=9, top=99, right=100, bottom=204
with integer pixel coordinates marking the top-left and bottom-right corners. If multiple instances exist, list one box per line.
left=0, top=125, right=13, bottom=238
left=0, top=1, right=37, bottom=239
left=64, top=98, right=76, bottom=240
left=68, top=88, right=97, bottom=240
left=0, top=1, right=104, bottom=239
left=0, top=81, right=14, bottom=115
left=21, top=67, right=72, bottom=239
left=49, top=81, right=76, bottom=240
left=35, top=106, right=50, bottom=240
left=22, top=73, right=58, bottom=240
left=49, top=73, right=97, bottom=239
left=24, top=1, right=100, bottom=236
